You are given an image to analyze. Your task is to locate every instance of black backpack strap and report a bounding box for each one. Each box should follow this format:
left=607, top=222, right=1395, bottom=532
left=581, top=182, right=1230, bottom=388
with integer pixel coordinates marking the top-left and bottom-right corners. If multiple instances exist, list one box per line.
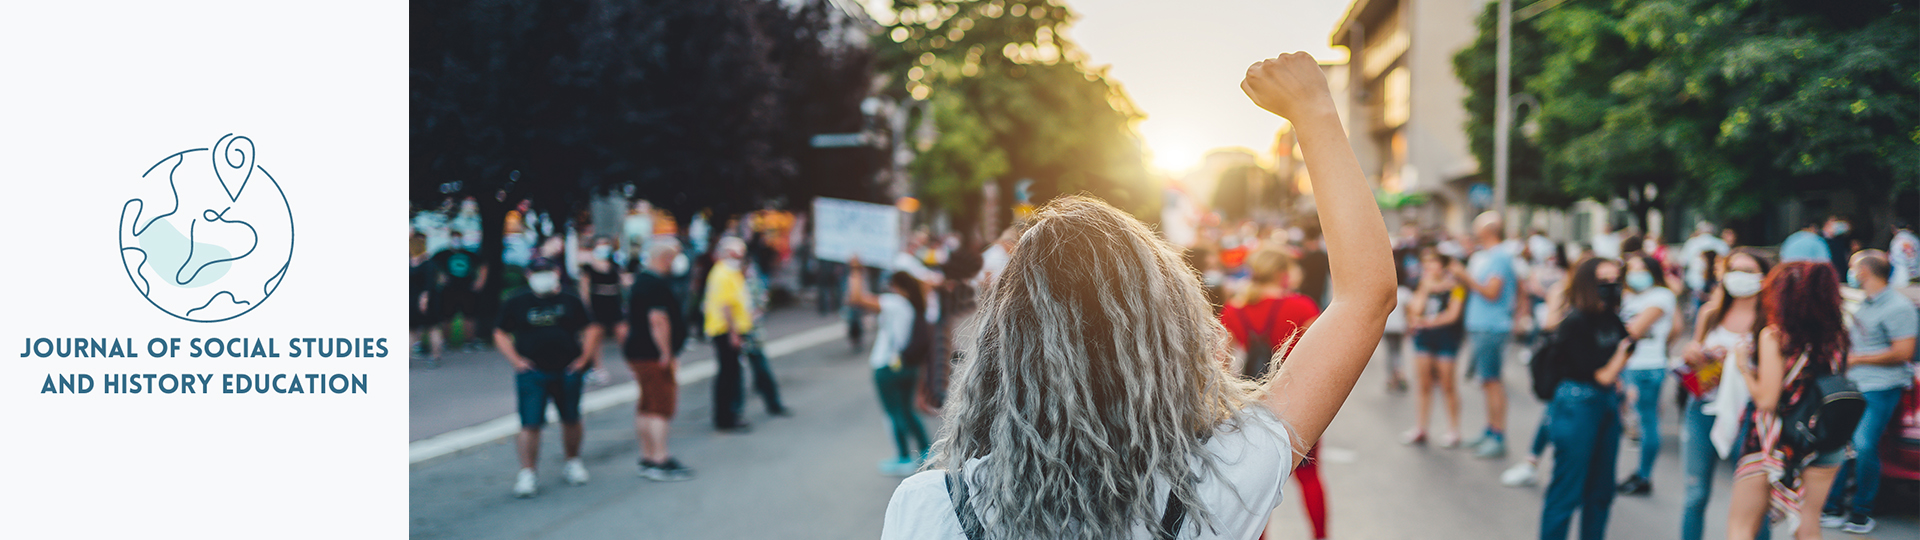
left=946, top=468, right=985, bottom=540
left=1158, top=490, right=1187, bottom=540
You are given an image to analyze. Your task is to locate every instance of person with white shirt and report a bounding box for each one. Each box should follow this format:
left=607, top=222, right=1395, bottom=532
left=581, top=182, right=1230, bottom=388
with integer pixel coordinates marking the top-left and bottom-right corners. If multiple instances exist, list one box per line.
left=1615, top=254, right=1677, bottom=496
left=847, top=263, right=934, bottom=477
left=1680, top=221, right=1731, bottom=303
left=1591, top=221, right=1623, bottom=261
left=1888, top=222, right=1919, bottom=287
left=881, top=53, right=1396, bottom=540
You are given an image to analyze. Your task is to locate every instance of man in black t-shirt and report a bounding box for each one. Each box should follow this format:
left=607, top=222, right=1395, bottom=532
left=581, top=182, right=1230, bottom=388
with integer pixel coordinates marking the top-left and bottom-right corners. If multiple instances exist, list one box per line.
left=494, top=257, right=599, bottom=498
left=433, top=231, right=490, bottom=350
left=620, top=239, right=695, bottom=481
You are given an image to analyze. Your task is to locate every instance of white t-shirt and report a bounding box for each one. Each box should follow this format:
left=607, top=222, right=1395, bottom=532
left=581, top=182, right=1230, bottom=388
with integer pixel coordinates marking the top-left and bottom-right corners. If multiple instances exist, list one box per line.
left=1620, top=287, right=1677, bottom=370
left=1384, top=286, right=1413, bottom=334
left=869, top=293, right=917, bottom=369
left=881, top=407, right=1294, bottom=540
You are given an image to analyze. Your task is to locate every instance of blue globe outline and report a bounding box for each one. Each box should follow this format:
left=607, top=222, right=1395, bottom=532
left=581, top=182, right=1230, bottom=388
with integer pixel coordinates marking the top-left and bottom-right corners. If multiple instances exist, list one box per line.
left=118, top=139, right=294, bottom=323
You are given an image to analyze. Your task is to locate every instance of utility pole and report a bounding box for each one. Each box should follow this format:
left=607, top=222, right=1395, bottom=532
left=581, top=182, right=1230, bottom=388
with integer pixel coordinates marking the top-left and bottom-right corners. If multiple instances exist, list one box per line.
left=1493, top=0, right=1513, bottom=216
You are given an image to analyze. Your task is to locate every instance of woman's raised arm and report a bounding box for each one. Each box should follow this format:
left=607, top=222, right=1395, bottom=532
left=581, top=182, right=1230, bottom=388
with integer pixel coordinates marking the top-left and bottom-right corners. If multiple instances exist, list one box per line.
left=1242, top=52, right=1398, bottom=461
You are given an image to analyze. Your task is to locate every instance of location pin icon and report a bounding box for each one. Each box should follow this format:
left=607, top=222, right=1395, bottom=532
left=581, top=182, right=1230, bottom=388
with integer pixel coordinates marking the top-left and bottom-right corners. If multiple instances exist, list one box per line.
left=212, top=134, right=254, bottom=202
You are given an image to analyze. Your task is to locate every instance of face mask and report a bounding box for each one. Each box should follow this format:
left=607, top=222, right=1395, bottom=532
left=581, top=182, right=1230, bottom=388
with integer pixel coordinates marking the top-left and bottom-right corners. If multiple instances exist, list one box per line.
left=1722, top=271, right=1762, bottom=298
left=1596, top=282, right=1622, bottom=307
left=528, top=272, right=560, bottom=295
left=1847, top=268, right=1862, bottom=289
left=1831, top=222, right=1851, bottom=236
left=593, top=246, right=611, bottom=261
left=671, top=254, right=690, bottom=276
left=1625, top=271, right=1655, bottom=292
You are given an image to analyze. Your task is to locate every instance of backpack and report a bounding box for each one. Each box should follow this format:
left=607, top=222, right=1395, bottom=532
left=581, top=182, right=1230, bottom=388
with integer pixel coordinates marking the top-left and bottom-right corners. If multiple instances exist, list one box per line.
left=1529, top=325, right=1564, bottom=402
left=899, top=305, right=934, bottom=369
left=1778, top=352, right=1866, bottom=454
left=1235, top=300, right=1287, bottom=379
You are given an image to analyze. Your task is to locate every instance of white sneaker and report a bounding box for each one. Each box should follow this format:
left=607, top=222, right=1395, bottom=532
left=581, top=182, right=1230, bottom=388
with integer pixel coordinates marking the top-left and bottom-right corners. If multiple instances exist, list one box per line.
left=1819, top=512, right=1846, bottom=529
left=563, top=458, right=590, bottom=485
left=1501, top=461, right=1538, bottom=487
left=513, top=468, right=537, bottom=498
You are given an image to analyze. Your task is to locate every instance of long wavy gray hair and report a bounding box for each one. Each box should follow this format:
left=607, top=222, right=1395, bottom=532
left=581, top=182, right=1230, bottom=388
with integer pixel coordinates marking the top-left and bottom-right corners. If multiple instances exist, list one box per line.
left=931, top=195, right=1276, bottom=539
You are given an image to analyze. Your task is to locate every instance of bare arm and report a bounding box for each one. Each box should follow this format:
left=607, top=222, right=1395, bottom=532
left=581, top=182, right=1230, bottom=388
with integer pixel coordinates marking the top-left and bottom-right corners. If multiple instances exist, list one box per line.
left=1592, top=338, right=1636, bottom=386
left=1454, top=266, right=1506, bottom=301
left=494, top=330, right=531, bottom=372
left=1625, top=306, right=1665, bottom=340
left=1852, top=337, right=1915, bottom=366
left=568, top=324, right=604, bottom=373
left=1242, top=52, right=1398, bottom=462
left=1741, top=327, right=1788, bottom=411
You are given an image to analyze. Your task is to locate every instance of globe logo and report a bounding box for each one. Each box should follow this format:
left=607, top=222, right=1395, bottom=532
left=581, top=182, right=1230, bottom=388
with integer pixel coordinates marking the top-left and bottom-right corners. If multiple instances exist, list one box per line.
left=118, top=134, right=294, bottom=322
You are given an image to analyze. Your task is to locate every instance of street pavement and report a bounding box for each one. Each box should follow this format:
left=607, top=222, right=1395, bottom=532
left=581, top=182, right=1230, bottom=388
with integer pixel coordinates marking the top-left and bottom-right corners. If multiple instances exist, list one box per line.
left=410, top=307, right=1917, bottom=539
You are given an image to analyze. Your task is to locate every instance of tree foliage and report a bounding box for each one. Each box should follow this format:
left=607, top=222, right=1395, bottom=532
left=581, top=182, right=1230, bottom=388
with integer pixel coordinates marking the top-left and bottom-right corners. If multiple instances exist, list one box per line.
left=1455, top=0, right=1918, bottom=231
left=875, top=0, right=1153, bottom=232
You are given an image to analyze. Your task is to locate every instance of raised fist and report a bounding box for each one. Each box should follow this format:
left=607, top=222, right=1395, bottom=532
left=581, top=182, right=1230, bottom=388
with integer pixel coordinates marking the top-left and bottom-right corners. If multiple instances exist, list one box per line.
left=1240, top=52, right=1337, bottom=122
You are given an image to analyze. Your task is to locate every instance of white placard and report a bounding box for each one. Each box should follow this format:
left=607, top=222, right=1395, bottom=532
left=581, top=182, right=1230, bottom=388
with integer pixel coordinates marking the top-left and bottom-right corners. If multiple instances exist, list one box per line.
left=812, top=197, right=901, bottom=269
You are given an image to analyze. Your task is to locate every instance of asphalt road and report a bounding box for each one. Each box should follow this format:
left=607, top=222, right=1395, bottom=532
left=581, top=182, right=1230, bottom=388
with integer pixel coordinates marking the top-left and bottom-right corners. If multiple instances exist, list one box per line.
left=410, top=312, right=1918, bottom=539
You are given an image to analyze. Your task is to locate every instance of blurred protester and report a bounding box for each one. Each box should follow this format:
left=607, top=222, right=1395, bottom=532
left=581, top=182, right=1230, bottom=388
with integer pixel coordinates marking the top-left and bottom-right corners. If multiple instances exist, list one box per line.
left=1779, top=221, right=1833, bottom=264
left=622, top=240, right=694, bottom=482
left=1615, top=255, right=1678, bottom=496
left=1726, top=262, right=1850, bottom=540
left=1820, top=250, right=1915, bottom=533
left=435, top=230, right=490, bottom=351
left=1452, top=212, right=1521, bottom=458
left=1682, top=221, right=1732, bottom=309
left=1823, top=216, right=1854, bottom=277
left=848, top=264, right=933, bottom=477
left=496, top=257, right=598, bottom=498
left=1889, top=222, right=1919, bottom=286
left=579, top=236, right=625, bottom=362
left=1187, top=246, right=1228, bottom=314
left=411, top=232, right=446, bottom=366
left=1502, top=246, right=1573, bottom=488
left=1677, top=248, right=1773, bottom=540
left=1298, top=220, right=1332, bottom=309
left=973, top=223, right=1021, bottom=290
left=1537, top=257, right=1632, bottom=540
left=1220, top=246, right=1328, bottom=540
left=1592, top=221, right=1624, bottom=260
left=882, top=54, right=1397, bottom=540
left=735, top=235, right=791, bottom=420
left=1407, top=249, right=1466, bottom=447
left=1381, top=253, right=1414, bottom=393
left=705, top=237, right=785, bottom=432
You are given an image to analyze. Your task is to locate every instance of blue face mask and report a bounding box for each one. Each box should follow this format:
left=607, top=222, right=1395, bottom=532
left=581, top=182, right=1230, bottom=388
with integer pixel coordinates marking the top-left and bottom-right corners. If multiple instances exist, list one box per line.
left=1847, top=268, right=1861, bottom=289
left=1625, top=271, right=1655, bottom=292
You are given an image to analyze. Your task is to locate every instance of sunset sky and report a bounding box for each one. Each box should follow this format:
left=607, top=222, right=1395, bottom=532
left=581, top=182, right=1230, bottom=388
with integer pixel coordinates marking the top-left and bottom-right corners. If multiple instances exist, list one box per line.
left=1065, top=0, right=1350, bottom=173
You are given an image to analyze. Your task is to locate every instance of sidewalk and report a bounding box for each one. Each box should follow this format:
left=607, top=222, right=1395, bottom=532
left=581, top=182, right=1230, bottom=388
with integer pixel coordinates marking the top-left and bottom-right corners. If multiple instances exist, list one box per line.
left=408, top=305, right=854, bottom=444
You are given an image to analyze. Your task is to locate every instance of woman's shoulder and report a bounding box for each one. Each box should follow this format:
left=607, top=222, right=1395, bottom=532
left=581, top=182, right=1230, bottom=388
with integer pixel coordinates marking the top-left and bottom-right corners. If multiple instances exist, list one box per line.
left=882, top=469, right=961, bottom=540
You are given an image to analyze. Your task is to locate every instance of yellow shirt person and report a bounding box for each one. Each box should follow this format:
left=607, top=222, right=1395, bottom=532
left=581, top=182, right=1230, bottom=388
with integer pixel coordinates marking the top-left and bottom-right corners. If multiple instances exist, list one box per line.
left=703, top=260, right=753, bottom=336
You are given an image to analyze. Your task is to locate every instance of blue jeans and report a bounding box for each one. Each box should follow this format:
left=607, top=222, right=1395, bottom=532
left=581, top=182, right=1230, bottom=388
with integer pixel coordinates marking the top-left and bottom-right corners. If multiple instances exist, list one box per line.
left=1825, top=388, right=1905, bottom=516
left=1541, top=381, right=1621, bottom=540
left=1624, top=368, right=1666, bottom=478
left=1678, top=398, right=1773, bottom=540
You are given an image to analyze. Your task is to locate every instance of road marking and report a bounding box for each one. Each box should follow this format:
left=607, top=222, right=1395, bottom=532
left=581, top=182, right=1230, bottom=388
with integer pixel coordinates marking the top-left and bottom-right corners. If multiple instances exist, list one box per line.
left=408, top=322, right=848, bottom=464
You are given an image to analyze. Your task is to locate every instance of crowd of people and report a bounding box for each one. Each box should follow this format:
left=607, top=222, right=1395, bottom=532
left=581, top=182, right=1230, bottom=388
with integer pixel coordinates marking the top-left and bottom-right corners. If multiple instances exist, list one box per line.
left=404, top=53, right=1916, bottom=539
left=410, top=200, right=806, bottom=497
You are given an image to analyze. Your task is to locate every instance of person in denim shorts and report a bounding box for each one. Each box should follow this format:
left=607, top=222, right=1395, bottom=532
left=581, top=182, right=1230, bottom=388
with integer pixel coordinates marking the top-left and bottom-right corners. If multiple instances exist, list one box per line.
left=495, top=257, right=599, bottom=498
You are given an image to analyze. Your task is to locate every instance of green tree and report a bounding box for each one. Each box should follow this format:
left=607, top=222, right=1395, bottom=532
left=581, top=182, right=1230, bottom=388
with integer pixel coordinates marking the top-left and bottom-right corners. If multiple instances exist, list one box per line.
left=1456, top=0, right=1920, bottom=239
left=874, top=0, right=1154, bottom=234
